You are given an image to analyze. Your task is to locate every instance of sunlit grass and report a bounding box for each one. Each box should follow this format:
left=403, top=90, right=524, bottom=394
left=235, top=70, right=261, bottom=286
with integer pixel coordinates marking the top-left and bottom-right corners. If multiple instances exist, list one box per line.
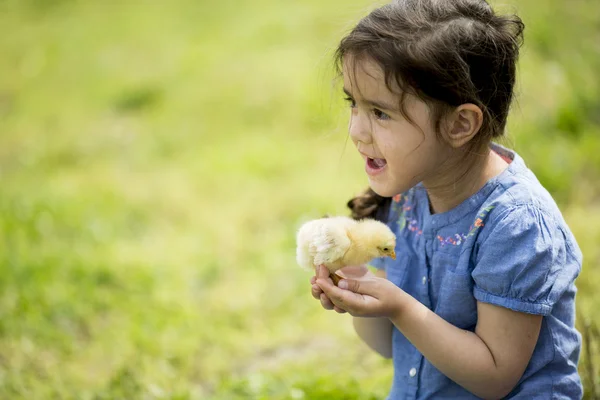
left=0, top=0, right=598, bottom=398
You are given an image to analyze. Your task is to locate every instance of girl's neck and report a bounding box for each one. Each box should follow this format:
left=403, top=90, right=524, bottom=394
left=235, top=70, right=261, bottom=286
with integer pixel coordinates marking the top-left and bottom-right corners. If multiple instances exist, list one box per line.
left=423, top=146, right=508, bottom=214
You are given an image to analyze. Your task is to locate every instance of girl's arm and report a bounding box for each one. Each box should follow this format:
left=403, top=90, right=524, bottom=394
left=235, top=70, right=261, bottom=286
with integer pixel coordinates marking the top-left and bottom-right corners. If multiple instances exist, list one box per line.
left=390, top=294, right=542, bottom=400
left=311, top=266, right=393, bottom=358
left=317, top=276, right=542, bottom=400
left=352, top=269, right=393, bottom=358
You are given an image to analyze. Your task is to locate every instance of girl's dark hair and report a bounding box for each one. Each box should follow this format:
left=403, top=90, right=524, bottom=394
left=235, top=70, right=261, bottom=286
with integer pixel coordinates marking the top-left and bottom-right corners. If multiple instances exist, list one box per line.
left=338, top=0, right=524, bottom=220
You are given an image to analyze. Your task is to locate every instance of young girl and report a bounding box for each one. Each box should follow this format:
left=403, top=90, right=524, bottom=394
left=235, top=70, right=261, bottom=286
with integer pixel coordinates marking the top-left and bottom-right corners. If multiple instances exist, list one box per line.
left=310, top=0, right=583, bottom=398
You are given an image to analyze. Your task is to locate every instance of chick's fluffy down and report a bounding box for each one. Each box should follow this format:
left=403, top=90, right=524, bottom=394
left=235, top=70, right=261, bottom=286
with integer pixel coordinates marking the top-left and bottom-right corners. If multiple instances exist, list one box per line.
left=296, top=216, right=354, bottom=272
left=296, top=216, right=395, bottom=273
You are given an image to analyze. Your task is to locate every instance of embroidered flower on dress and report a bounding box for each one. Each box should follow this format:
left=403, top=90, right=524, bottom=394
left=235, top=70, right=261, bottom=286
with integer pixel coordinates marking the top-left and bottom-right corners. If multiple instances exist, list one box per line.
left=436, top=206, right=495, bottom=246
left=392, top=193, right=423, bottom=236
left=392, top=193, right=494, bottom=245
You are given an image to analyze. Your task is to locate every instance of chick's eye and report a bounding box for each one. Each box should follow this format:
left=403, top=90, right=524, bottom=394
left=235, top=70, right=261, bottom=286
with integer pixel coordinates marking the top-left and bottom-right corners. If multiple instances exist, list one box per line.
left=344, top=96, right=356, bottom=108
left=373, top=108, right=390, bottom=120
left=383, top=247, right=389, bottom=252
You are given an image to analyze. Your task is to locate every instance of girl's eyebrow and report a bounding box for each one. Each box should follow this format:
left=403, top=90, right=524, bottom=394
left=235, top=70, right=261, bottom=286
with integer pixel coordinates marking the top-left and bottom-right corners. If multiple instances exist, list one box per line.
left=343, top=87, right=397, bottom=111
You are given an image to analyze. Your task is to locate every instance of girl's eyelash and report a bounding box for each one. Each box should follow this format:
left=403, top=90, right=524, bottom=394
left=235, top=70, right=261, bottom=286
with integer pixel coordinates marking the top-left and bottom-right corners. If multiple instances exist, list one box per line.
left=344, top=96, right=356, bottom=108
left=344, top=96, right=390, bottom=120
left=373, top=108, right=390, bottom=120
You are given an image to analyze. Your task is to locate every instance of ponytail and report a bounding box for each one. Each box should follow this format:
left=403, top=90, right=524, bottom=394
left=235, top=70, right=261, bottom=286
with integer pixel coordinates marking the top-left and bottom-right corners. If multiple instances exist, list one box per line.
left=347, top=188, right=391, bottom=222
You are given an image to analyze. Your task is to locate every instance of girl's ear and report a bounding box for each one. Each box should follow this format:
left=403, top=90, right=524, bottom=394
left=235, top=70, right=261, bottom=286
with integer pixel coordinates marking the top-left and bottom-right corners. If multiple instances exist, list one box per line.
left=444, top=104, right=483, bottom=148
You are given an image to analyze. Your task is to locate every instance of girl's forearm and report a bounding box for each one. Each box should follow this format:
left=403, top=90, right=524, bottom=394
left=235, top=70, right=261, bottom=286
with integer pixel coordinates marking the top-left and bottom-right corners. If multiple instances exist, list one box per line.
left=352, top=268, right=393, bottom=358
left=352, top=316, right=393, bottom=358
left=389, top=294, right=511, bottom=399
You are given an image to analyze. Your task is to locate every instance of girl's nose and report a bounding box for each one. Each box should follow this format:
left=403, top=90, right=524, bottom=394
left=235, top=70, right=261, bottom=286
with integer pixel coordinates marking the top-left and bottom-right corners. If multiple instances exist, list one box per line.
left=348, top=112, right=372, bottom=144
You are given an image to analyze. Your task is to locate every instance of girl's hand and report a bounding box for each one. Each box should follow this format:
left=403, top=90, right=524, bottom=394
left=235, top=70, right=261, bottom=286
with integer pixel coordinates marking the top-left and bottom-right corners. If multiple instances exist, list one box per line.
left=316, top=269, right=406, bottom=318
left=310, top=265, right=373, bottom=314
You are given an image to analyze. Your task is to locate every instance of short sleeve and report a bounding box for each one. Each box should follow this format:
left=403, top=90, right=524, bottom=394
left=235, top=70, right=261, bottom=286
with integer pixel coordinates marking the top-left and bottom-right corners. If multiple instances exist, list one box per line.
left=471, top=205, right=581, bottom=316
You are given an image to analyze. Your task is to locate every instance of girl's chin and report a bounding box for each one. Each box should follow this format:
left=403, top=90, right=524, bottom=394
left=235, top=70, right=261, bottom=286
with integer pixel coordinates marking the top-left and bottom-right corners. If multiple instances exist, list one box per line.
left=368, top=178, right=412, bottom=198
left=368, top=180, right=396, bottom=198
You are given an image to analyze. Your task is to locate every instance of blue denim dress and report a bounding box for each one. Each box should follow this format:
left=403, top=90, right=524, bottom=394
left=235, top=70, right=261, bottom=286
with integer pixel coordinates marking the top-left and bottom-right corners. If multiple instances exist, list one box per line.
left=371, top=144, right=582, bottom=399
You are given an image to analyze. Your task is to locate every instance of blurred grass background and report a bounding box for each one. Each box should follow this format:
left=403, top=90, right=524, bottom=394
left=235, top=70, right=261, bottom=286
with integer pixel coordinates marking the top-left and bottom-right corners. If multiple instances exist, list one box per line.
left=0, top=0, right=599, bottom=399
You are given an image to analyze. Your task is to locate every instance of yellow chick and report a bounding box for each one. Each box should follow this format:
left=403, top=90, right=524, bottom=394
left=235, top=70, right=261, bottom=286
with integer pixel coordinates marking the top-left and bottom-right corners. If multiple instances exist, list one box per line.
left=296, top=216, right=396, bottom=284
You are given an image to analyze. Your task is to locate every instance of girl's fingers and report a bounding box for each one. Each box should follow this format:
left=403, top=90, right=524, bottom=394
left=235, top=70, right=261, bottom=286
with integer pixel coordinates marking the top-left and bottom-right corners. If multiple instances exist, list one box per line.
left=313, top=267, right=350, bottom=313
left=311, top=284, right=322, bottom=300
left=338, top=278, right=380, bottom=296
left=320, top=293, right=334, bottom=310
left=337, top=265, right=370, bottom=279
left=317, top=265, right=332, bottom=280
left=317, top=276, right=365, bottom=311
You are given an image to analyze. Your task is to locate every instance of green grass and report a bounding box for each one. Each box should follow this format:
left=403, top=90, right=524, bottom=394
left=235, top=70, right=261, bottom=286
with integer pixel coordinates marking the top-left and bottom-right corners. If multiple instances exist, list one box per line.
left=0, top=0, right=599, bottom=398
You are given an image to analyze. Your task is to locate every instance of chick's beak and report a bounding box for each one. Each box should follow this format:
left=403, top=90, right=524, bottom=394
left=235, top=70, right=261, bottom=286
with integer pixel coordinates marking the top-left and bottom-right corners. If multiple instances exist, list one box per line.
left=390, top=250, right=396, bottom=260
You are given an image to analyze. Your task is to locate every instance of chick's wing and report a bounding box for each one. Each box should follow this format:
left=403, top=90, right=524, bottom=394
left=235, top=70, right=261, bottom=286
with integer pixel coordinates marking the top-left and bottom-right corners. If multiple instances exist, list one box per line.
left=311, top=217, right=353, bottom=270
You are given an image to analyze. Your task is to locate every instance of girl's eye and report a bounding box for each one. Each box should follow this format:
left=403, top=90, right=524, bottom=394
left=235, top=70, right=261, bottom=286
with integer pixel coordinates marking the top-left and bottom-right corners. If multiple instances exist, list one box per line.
left=373, top=108, right=390, bottom=120
left=344, top=96, right=356, bottom=108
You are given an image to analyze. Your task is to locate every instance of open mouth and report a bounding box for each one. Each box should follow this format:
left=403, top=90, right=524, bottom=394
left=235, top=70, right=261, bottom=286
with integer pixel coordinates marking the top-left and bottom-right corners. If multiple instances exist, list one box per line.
left=367, top=157, right=387, bottom=170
